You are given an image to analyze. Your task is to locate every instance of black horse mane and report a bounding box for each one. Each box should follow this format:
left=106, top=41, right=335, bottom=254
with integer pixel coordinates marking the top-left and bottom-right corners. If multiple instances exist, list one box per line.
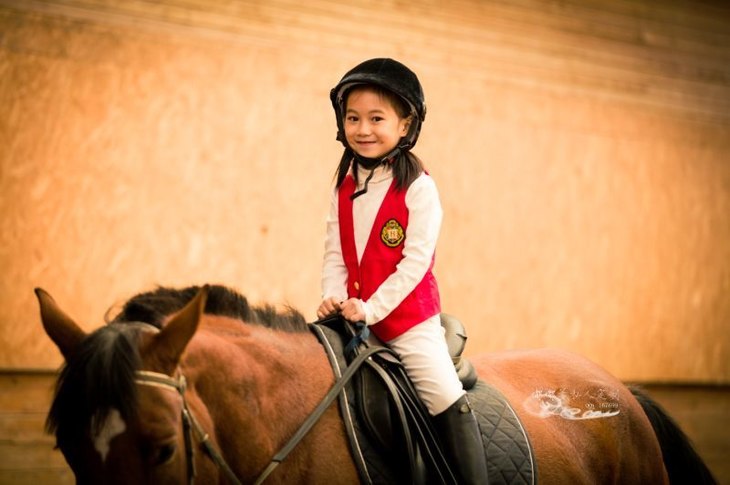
left=110, top=284, right=308, bottom=332
left=47, top=284, right=308, bottom=448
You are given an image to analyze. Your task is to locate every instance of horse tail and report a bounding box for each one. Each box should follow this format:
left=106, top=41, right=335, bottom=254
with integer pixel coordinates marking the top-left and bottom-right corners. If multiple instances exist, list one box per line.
left=629, top=386, right=717, bottom=485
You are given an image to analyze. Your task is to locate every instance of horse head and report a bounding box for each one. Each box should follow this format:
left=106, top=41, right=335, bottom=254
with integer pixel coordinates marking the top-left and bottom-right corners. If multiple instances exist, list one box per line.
left=36, top=286, right=211, bottom=484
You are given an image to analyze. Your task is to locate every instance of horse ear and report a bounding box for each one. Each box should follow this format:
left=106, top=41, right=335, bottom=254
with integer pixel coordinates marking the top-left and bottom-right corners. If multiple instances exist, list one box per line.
left=146, top=285, right=209, bottom=373
left=35, top=288, right=87, bottom=361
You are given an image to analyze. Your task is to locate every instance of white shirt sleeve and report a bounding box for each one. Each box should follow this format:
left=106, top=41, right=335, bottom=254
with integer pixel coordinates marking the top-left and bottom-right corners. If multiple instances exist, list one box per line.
left=321, top=187, right=349, bottom=302
left=362, top=173, right=443, bottom=325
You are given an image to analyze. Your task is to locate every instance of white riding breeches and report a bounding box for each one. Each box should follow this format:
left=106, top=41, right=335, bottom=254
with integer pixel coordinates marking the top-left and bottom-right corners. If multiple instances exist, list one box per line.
left=367, top=314, right=466, bottom=416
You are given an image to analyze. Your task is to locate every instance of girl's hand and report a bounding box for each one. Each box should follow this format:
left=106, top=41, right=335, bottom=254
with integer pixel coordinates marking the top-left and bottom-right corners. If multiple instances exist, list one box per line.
left=317, top=297, right=342, bottom=319
left=340, top=298, right=365, bottom=322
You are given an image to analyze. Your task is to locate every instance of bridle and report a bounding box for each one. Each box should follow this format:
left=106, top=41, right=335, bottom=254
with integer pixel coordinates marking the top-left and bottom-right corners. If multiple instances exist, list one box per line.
left=134, top=370, right=242, bottom=485
left=132, top=323, right=386, bottom=485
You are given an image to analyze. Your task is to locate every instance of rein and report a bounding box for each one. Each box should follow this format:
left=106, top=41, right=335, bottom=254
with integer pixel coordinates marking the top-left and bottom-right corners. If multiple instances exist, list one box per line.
left=252, top=342, right=396, bottom=485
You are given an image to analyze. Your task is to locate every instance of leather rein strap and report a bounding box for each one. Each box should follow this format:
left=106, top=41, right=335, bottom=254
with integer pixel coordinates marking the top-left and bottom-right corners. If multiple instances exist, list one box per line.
left=253, top=343, right=398, bottom=485
left=134, top=370, right=243, bottom=485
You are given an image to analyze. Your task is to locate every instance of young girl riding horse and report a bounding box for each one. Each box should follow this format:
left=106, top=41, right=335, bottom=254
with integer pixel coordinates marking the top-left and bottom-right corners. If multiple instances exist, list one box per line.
left=317, top=58, right=489, bottom=484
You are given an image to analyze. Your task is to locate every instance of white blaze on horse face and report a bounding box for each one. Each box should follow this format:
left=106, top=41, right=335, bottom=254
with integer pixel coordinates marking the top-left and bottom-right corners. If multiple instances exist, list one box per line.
left=92, top=408, right=127, bottom=462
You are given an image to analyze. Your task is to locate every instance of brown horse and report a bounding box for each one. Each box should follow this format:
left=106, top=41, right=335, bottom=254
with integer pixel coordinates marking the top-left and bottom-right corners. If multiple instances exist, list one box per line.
left=36, top=284, right=716, bottom=484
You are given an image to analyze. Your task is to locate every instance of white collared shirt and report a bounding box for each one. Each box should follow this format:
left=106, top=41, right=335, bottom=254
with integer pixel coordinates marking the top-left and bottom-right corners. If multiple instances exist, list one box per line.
left=321, top=164, right=443, bottom=325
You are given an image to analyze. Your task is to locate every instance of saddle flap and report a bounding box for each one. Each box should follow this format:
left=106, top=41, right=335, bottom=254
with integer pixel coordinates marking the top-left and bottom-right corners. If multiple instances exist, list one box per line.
left=354, top=358, right=404, bottom=452
left=353, top=351, right=456, bottom=484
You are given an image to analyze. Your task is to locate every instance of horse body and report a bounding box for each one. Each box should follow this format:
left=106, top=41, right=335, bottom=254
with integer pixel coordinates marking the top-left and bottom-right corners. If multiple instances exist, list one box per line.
left=472, top=349, right=667, bottom=483
left=37, top=285, right=713, bottom=484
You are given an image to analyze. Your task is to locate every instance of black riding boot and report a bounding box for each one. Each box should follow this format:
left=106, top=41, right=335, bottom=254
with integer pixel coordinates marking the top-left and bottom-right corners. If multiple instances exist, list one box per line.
left=433, top=395, right=489, bottom=484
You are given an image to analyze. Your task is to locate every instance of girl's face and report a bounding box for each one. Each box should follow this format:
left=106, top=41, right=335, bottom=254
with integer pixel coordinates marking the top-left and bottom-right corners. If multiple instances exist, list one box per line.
left=344, top=87, right=410, bottom=159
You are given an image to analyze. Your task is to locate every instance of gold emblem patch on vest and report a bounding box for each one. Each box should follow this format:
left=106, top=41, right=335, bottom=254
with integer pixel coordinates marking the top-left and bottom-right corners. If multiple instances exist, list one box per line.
left=381, top=219, right=405, bottom=247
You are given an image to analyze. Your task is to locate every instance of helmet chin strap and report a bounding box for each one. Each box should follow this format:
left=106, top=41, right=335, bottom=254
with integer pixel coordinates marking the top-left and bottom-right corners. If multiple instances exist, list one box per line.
left=350, top=146, right=402, bottom=200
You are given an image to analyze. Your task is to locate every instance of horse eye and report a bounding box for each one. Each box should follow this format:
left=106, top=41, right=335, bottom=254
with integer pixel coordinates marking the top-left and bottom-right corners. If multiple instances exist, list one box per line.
left=151, top=443, right=177, bottom=466
left=155, top=443, right=176, bottom=465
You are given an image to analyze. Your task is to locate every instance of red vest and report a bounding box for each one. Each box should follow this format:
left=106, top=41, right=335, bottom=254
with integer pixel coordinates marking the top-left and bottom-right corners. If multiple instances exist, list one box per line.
left=338, top=175, right=441, bottom=341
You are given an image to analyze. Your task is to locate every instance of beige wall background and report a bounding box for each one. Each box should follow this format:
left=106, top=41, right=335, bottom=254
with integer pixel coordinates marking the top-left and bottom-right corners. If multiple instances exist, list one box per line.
left=1, top=0, right=728, bottom=382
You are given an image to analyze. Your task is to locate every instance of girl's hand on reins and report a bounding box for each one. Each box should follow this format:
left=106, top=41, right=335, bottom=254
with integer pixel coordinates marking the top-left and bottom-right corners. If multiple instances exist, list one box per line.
left=317, top=297, right=342, bottom=319
left=339, top=298, right=365, bottom=323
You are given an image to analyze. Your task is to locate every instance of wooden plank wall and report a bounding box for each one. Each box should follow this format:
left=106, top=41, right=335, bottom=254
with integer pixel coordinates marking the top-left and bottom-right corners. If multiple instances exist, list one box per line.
left=0, top=372, right=73, bottom=484
left=0, top=0, right=729, bottom=382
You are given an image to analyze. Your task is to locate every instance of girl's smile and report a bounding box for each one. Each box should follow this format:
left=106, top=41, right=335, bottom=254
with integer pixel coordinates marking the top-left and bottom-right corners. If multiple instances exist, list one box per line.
left=344, top=88, right=410, bottom=159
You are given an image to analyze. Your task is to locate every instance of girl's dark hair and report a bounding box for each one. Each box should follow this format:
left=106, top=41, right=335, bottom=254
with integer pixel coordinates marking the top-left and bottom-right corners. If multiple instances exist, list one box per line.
left=334, top=84, right=425, bottom=191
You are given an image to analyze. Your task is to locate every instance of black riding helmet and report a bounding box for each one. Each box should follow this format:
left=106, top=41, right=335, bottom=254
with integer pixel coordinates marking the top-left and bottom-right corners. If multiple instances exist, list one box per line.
left=330, top=58, right=426, bottom=152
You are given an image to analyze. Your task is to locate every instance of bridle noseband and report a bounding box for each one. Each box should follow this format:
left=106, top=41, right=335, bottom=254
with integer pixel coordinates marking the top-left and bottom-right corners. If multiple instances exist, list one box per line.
left=134, top=370, right=242, bottom=485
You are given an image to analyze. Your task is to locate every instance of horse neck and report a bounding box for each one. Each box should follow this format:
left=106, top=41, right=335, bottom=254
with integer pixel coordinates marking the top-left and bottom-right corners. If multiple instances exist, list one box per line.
left=182, top=318, right=352, bottom=481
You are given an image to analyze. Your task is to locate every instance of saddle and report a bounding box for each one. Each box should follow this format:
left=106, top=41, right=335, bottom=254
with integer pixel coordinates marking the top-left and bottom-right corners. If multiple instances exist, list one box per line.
left=311, top=316, right=536, bottom=485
